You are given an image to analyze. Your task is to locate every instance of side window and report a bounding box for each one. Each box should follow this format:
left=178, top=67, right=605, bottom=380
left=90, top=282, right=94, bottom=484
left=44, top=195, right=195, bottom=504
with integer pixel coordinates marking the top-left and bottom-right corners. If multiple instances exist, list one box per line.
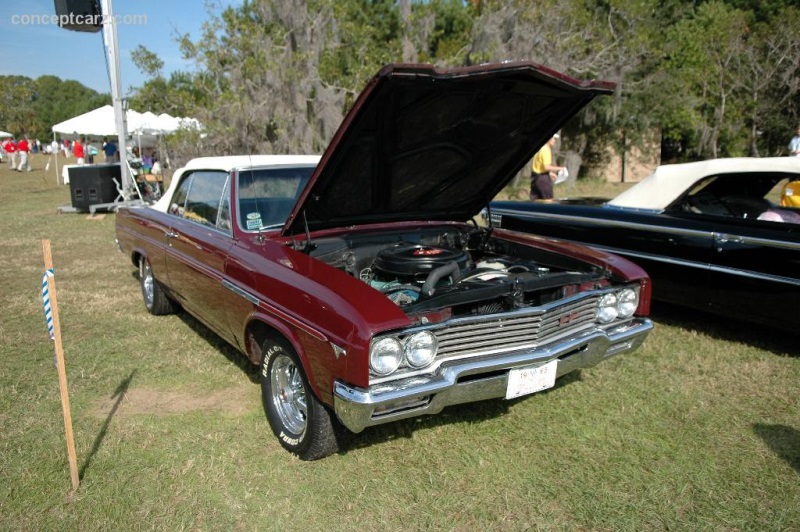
left=183, top=171, right=229, bottom=227
left=169, top=174, right=193, bottom=216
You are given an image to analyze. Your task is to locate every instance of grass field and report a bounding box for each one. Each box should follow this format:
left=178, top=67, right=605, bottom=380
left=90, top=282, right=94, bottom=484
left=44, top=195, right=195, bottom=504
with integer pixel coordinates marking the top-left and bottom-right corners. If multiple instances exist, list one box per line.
left=1, top=156, right=798, bottom=531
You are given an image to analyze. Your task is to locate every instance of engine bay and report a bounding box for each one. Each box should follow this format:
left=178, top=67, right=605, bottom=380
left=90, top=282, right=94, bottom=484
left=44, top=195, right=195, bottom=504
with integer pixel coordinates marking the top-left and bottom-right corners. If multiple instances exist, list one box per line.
left=309, top=226, right=609, bottom=319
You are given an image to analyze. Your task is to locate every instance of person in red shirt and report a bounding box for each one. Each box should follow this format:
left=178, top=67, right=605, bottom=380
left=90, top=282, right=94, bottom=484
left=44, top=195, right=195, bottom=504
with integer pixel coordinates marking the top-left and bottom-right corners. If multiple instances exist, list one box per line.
left=72, top=137, right=85, bottom=165
left=3, top=138, right=17, bottom=170
left=16, top=136, right=30, bottom=172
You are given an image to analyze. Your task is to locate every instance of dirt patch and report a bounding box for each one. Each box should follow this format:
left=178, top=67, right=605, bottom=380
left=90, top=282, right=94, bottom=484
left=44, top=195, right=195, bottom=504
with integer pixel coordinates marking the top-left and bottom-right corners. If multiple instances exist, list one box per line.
left=90, top=385, right=257, bottom=418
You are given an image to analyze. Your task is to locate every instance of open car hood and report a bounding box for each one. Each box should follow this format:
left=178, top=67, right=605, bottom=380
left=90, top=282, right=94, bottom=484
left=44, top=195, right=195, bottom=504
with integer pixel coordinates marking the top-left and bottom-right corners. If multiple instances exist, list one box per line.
left=283, top=62, right=614, bottom=236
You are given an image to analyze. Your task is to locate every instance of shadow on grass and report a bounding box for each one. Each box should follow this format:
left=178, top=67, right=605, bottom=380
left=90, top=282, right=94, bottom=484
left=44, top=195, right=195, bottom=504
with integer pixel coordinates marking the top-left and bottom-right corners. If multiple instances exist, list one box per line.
left=753, top=423, right=800, bottom=474
left=128, top=269, right=259, bottom=384
left=80, top=370, right=136, bottom=480
left=344, top=369, right=583, bottom=454
left=176, top=312, right=259, bottom=384
left=651, top=301, right=798, bottom=357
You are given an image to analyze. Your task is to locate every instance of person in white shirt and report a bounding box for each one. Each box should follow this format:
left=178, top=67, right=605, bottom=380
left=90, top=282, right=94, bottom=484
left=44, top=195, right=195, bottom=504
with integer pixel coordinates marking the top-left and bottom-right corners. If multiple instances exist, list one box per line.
left=789, top=125, right=800, bottom=156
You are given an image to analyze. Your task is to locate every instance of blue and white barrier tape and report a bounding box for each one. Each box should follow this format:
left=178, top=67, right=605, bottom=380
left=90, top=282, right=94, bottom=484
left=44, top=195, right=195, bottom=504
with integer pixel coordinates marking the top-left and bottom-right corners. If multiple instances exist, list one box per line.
left=42, top=268, right=55, bottom=341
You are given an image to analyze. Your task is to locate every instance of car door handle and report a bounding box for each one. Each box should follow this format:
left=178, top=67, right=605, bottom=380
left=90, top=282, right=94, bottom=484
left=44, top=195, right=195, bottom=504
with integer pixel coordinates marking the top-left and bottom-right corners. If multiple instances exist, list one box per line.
left=165, top=231, right=178, bottom=239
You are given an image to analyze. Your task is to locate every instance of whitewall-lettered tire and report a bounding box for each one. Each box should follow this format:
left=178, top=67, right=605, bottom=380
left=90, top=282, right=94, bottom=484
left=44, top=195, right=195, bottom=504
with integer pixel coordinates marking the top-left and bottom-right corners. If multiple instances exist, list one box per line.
left=260, top=337, right=344, bottom=460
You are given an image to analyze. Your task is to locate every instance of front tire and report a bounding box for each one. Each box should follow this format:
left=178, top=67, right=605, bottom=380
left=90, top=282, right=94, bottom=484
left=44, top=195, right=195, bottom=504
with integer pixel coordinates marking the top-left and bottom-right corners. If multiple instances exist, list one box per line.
left=260, top=337, right=344, bottom=460
left=139, top=256, right=176, bottom=315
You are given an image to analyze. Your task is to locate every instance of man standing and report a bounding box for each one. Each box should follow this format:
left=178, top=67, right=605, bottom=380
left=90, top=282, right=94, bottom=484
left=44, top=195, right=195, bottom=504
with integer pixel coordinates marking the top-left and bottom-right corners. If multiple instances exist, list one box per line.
left=102, top=137, right=118, bottom=162
left=789, top=125, right=800, bottom=156
left=72, top=137, right=85, bottom=165
left=16, top=136, right=31, bottom=172
left=3, top=137, right=17, bottom=170
left=530, top=133, right=566, bottom=200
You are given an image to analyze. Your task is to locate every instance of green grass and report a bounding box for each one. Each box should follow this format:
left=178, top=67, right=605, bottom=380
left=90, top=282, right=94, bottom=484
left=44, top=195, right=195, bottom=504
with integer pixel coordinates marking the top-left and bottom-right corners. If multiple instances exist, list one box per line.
left=1, top=157, right=798, bottom=531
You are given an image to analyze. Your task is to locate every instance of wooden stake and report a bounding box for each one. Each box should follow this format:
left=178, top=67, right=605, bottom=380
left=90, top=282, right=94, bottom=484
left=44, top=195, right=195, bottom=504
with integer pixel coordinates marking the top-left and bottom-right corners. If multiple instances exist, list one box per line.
left=42, top=240, right=80, bottom=491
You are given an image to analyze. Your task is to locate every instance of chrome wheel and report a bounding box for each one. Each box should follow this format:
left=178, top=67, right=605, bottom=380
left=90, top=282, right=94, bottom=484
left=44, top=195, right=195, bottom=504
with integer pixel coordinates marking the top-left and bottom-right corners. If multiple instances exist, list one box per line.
left=270, top=353, right=308, bottom=435
left=140, top=257, right=155, bottom=308
left=138, top=255, right=176, bottom=315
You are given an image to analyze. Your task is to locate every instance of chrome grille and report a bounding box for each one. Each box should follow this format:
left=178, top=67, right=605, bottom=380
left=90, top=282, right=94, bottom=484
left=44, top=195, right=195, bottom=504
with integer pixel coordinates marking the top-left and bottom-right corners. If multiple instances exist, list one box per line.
left=433, top=294, right=600, bottom=360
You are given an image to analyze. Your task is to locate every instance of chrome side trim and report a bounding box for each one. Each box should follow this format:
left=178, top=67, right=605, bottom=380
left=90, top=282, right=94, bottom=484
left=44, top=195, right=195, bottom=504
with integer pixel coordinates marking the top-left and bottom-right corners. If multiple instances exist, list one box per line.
left=494, top=208, right=800, bottom=251
left=493, top=209, right=716, bottom=240
left=222, top=279, right=260, bottom=305
left=577, top=243, right=800, bottom=288
left=705, top=262, right=800, bottom=286
left=221, top=279, right=328, bottom=342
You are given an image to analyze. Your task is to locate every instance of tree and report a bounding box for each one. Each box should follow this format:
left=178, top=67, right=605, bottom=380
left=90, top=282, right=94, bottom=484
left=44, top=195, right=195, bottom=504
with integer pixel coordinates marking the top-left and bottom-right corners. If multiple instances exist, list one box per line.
left=0, top=75, right=109, bottom=141
left=467, top=0, right=685, bottom=175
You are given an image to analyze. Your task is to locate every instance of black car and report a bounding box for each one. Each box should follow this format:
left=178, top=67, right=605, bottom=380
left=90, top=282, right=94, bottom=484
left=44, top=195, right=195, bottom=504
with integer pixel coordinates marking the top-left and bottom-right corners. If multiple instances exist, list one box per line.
left=490, top=157, right=800, bottom=332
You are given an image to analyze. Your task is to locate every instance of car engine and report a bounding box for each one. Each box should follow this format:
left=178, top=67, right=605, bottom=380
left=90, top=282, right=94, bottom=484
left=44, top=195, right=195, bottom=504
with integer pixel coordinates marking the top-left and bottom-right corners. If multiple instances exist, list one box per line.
left=310, top=227, right=606, bottom=319
left=361, top=242, right=556, bottom=308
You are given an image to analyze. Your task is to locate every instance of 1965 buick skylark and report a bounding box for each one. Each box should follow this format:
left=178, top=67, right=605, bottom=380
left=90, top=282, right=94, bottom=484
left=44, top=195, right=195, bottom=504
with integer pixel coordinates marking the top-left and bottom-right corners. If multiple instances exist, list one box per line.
left=115, top=62, right=653, bottom=460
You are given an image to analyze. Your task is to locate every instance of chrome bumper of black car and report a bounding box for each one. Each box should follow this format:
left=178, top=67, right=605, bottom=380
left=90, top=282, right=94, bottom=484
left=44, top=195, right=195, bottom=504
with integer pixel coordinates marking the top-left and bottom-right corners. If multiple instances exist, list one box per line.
left=333, top=318, right=653, bottom=433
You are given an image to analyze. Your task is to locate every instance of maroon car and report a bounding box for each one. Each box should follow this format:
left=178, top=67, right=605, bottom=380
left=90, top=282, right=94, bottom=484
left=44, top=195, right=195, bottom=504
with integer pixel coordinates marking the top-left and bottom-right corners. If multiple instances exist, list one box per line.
left=115, top=62, right=653, bottom=460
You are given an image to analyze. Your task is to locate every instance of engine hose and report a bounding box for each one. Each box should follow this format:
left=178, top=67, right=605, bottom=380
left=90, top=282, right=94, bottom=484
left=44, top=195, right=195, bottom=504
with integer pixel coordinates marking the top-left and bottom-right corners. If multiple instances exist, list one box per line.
left=421, top=260, right=461, bottom=297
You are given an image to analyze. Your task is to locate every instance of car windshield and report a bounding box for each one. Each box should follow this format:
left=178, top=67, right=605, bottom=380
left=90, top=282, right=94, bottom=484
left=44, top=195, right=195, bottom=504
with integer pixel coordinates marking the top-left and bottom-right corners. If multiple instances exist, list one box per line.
left=237, top=166, right=315, bottom=231
left=675, top=173, right=800, bottom=223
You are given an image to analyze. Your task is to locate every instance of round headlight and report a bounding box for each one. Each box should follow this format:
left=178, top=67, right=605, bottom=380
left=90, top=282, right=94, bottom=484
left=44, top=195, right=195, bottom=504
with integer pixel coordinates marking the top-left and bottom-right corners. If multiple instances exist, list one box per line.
left=597, top=292, right=618, bottom=323
left=616, top=288, right=638, bottom=318
left=370, top=337, right=403, bottom=376
left=404, top=331, right=438, bottom=368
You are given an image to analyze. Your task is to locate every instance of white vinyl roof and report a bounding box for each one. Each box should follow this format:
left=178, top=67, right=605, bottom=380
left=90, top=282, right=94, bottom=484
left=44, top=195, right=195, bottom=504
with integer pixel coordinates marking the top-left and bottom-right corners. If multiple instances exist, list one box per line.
left=151, top=155, right=321, bottom=212
left=608, top=157, right=800, bottom=210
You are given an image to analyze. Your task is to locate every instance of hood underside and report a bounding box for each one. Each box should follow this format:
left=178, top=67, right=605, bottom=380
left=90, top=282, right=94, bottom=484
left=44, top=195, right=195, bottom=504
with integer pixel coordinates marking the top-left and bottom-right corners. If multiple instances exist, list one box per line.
left=284, top=62, right=614, bottom=236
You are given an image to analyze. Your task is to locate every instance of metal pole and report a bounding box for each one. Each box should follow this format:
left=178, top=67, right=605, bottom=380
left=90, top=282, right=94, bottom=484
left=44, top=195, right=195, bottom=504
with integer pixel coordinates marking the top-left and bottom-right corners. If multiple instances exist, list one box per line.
left=53, top=131, right=59, bottom=185
left=100, top=0, right=131, bottom=196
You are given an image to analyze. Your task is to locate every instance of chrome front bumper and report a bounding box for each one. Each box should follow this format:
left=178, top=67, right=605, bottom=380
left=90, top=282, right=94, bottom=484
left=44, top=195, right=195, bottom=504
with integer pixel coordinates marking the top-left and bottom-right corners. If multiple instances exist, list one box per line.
left=333, top=318, right=653, bottom=433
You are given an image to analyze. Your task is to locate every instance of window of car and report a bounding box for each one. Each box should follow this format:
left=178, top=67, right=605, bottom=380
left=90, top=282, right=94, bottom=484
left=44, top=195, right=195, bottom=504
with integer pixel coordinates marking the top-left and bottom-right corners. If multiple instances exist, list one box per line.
left=237, top=166, right=315, bottom=231
left=169, top=170, right=231, bottom=230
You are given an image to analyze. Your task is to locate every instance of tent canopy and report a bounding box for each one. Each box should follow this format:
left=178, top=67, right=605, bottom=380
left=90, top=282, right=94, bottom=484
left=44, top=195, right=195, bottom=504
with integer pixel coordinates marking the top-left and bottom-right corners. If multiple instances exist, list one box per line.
left=0, top=131, right=12, bottom=138
left=51, top=105, right=199, bottom=137
left=52, top=105, right=139, bottom=137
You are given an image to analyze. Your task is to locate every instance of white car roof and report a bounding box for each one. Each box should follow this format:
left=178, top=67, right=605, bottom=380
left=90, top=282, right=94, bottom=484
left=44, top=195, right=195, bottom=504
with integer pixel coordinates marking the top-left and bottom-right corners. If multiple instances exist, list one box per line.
left=151, top=155, right=321, bottom=212
left=608, top=157, right=800, bottom=210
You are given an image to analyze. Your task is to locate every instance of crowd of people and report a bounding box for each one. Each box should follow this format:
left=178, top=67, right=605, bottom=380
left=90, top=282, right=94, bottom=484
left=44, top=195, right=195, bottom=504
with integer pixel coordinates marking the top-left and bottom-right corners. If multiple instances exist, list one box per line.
left=0, top=134, right=163, bottom=176
left=1, top=136, right=36, bottom=172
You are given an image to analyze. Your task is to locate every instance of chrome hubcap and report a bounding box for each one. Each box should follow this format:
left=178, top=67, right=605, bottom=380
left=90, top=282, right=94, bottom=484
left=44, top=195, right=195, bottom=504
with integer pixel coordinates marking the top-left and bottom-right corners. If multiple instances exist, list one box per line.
left=141, top=259, right=154, bottom=306
left=270, top=354, right=307, bottom=435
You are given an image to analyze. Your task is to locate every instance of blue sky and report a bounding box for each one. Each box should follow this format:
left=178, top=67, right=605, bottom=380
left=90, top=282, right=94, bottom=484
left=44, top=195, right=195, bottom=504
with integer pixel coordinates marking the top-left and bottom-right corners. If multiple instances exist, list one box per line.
left=0, top=0, right=241, bottom=95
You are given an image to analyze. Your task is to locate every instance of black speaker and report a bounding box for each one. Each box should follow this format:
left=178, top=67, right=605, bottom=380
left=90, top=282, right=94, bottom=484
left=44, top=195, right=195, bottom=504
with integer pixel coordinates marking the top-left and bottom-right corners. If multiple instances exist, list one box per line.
left=53, top=0, right=102, bottom=33
left=69, top=164, right=121, bottom=210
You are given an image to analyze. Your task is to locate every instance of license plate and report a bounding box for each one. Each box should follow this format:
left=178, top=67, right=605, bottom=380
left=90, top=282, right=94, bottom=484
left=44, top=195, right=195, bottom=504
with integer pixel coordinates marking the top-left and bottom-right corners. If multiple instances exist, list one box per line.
left=505, top=360, right=558, bottom=400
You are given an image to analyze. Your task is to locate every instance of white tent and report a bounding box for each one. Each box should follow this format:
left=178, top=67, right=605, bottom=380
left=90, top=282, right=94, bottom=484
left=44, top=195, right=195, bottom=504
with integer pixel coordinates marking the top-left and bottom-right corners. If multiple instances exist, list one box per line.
left=52, top=105, right=200, bottom=138
left=131, top=111, right=159, bottom=135
left=130, top=111, right=200, bottom=136
left=155, top=113, right=181, bottom=134
left=0, top=131, right=12, bottom=138
left=51, top=105, right=144, bottom=137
